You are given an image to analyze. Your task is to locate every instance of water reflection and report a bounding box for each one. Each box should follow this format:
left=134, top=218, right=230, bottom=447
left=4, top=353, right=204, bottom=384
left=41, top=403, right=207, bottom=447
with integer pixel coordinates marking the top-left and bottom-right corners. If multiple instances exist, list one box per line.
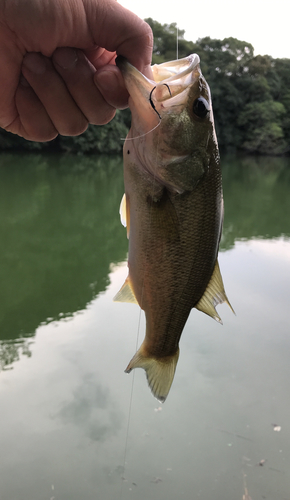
left=221, top=155, right=290, bottom=248
left=0, top=152, right=290, bottom=500
left=57, top=373, right=122, bottom=442
left=0, top=153, right=127, bottom=366
left=0, top=153, right=289, bottom=370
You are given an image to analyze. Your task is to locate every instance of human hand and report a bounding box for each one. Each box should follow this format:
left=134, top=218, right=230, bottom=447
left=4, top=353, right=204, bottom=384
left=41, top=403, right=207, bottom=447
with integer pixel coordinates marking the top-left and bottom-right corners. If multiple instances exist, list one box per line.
left=0, top=0, right=153, bottom=141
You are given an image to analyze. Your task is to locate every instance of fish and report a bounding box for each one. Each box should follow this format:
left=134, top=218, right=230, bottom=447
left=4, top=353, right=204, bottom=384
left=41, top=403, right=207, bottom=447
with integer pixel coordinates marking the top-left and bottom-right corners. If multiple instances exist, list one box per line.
left=114, top=54, right=234, bottom=402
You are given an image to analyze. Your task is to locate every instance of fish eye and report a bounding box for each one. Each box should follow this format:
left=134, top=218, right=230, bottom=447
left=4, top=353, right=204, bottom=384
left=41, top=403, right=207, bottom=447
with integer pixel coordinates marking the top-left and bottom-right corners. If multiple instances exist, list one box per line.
left=193, top=97, right=210, bottom=118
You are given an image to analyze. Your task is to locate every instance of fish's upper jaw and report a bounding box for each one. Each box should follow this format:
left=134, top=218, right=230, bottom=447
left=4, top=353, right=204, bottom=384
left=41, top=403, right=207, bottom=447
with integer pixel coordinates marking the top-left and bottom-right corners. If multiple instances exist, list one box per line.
left=116, top=53, right=200, bottom=84
left=151, top=54, right=200, bottom=84
left=149, top=54, right=202, bottom=108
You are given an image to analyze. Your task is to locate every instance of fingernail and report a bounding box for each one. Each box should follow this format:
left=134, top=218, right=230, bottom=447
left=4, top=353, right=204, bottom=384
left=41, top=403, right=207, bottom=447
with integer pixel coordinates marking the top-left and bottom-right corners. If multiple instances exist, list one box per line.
left=23, top=53, right=46, bottom=75
left=53, top=48, right=78, bottom=69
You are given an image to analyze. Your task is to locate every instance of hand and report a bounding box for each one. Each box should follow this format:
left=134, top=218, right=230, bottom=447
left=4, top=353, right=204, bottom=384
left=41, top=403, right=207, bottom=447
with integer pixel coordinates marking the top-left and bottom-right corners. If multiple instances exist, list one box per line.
left=0, top=0, right=153, bottom=141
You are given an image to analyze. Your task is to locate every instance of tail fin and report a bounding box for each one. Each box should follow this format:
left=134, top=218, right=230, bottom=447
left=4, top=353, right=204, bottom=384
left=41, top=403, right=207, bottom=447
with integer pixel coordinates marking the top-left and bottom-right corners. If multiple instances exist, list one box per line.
left=125, top=343, right=179, bottom=403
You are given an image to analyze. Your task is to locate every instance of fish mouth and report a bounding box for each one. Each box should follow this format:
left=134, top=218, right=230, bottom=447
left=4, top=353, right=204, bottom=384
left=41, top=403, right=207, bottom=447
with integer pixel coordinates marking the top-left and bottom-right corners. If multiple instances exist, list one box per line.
left=116, top=54, right=201, bottom=130
left=116, top=54, right=200, bottom=102
left=116, top=53, right=200, bottom=85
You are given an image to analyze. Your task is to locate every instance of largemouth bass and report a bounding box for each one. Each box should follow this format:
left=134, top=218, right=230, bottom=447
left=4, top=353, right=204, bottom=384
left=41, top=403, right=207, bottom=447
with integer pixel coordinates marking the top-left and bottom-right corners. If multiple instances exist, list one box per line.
left=115, top=54, right=233, bottom=402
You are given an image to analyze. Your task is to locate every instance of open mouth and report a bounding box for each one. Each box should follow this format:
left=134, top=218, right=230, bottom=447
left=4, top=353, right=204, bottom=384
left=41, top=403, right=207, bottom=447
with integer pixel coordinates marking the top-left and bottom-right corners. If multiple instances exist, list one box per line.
left=116, top=54, right=201, bottom=107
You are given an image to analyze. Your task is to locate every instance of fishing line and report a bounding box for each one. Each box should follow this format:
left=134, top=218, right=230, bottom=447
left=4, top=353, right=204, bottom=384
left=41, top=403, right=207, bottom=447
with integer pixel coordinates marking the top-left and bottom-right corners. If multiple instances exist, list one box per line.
left=119, top=83, right=164, bottom=499
left=120, top=120, right=161, bottom=141
left=119, top=224, right=159, bottom=498
left=119, top=306, right=143, bottom=500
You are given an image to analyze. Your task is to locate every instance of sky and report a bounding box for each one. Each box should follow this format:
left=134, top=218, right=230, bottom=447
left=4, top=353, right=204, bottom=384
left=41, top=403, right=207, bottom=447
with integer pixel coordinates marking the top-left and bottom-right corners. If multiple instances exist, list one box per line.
left=118, top=0, right=289, bottom=60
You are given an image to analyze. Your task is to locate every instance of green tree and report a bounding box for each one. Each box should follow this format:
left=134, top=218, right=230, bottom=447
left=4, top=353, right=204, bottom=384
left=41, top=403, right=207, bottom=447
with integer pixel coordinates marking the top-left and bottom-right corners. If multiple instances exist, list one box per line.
left=237, top=101, right=287, bottom=154
left=1, top=19, right=290, bottom=156
left=274, top=58, right=290, bottom=147
left=193, top=36, right=254, bottom=79
left=0, top=109, right=130, bottom=154
left=145, top=18, right=195, bottom=63
left=193, top=37, right=254, bottom=151
left=234, top=55, right=289, bottom=154
left=58, top=109, right=130, bottom=154
left=0, top=127, right=52, bottom=151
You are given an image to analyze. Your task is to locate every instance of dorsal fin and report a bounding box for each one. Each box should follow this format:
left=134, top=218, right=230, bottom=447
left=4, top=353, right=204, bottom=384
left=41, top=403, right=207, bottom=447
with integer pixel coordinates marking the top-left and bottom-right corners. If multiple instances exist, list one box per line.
left=119, top=193, right=130, bottom=238
left=195, top=259, right=235, bottom=323
left=113, top=275, right=138, bottom=304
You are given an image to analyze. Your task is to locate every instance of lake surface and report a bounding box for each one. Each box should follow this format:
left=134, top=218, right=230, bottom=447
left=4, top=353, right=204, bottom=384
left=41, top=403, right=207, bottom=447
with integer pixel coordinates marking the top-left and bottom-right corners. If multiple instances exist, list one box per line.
left=0, top=152, right=289, bottom=500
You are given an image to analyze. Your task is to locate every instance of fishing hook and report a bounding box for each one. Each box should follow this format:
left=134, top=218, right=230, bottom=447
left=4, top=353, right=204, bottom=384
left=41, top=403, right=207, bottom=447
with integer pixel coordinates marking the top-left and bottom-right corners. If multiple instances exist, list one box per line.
left=149, top=84, right=172, bottom=120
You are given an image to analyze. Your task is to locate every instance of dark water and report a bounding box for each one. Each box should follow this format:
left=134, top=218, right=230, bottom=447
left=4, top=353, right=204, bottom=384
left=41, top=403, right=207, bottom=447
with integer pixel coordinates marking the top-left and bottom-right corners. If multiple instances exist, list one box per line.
left=0, top=152, right=289, bottom=500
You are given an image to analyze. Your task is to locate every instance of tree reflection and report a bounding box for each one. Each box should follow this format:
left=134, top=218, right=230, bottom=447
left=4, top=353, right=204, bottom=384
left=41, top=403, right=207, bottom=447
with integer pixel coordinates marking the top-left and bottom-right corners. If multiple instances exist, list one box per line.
left=0, top=154, right=127, bottom=368
left=221, top=155, right=290, bottom=249
left=0, top=153, right=290, bottom=369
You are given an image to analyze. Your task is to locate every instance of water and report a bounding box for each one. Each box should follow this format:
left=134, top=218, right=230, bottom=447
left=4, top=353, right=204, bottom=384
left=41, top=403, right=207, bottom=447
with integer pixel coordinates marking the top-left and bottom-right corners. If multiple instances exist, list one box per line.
left=0, top=152, right=289, bottom=500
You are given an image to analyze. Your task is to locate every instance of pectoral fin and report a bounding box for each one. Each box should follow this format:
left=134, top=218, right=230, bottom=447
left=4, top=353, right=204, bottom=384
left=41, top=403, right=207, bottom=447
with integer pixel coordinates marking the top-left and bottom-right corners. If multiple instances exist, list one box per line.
left=195, top=260, right=235, bottom=323
left=119, top=193, right=130, bottom=238
left=113, top=275, right=138, bottom=304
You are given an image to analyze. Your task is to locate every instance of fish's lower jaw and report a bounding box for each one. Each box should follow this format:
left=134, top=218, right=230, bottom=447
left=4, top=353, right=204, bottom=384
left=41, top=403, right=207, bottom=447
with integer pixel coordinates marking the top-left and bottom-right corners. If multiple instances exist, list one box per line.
left=125, top=344, right=180, bottom=403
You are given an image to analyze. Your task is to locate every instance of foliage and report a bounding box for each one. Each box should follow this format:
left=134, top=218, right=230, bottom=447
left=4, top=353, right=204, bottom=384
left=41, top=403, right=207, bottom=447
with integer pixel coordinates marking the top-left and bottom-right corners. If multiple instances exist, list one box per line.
left=146, top=19, right=290, bottom=155
left=237, top=101, right=287, bottom=154
left=0, top=19, right=290, bottom=155
left=0, top=108, right=130, bottom=155
left=0, top=128, right=51, bottom=151
left=58, top=109, right=130, bottom=154
left=145, top=18, right=195, bottom=63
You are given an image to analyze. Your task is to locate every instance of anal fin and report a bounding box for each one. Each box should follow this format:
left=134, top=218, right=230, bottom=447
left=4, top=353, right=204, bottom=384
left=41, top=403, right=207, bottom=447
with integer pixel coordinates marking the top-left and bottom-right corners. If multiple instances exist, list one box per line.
left=195, top=259, right=235, bottom=323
